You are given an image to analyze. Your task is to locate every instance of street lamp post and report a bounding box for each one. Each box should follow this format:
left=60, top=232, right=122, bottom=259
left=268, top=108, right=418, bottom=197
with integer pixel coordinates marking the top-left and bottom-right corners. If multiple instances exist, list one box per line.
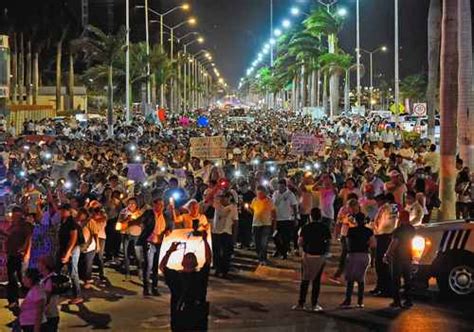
left=125, top=0, right=130, bottom=122
left=394, top=0, right=400, bottom=121
left=144, top=0, right=151, bottom=106
left=360, top=46, right=387, bottom=109
left=136, top=4, right=191, bottom=108
left=356, top=0, right=361, bottom=107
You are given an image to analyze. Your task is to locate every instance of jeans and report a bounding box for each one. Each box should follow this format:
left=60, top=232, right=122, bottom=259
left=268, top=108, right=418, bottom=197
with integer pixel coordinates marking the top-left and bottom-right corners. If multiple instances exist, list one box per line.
left=7, top=255, right=23, bottom=304
left=298, top=262, right=325, bottom=306
left=375, top=234, right=392, bottom=294
left=274, top=220, right=294, bottom=258
left=143, top=242, right=161, bottom=291
left=81, top=250, right=95, bottom=281
left=57, top=246, right=81, bottom=298
left=334, top=236, right=348, bottom=278
left=391, top=259, right=413, bottom=304
left=253, top=226, right=272, bottom=263
left=122, top=234, right=143, bottom=277
left=96, top=238, right=105, bottom=278
left=212, top=233, right=234, bottom=275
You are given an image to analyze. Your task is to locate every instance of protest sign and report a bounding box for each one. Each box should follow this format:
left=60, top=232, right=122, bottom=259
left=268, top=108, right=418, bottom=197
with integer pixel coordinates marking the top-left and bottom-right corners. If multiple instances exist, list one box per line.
left=127, top=163, right=147, bottom=183
left=190, top=136, right=227, bottom=159
left=291, top=133, right=325, bottom=155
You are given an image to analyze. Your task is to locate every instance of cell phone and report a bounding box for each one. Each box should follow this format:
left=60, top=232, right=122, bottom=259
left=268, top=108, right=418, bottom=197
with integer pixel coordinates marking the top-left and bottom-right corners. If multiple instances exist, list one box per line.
left=177, top=242, right=187, bottom=250
left=192, top=219, right=200, bottom=231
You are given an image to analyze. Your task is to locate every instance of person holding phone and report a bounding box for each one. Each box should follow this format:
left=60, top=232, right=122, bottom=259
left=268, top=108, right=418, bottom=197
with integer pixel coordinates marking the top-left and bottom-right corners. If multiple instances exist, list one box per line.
left=170, top=199, right=209, bottom=231
left=160, top=231, right=212, bottom=331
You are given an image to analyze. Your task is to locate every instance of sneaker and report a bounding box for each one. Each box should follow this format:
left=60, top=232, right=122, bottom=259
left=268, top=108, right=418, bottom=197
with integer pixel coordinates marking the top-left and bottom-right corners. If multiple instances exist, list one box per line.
left=310, top=304, right=324, bottom=312
left=356, top=303, right=365, bottom=309
left=68, top=297, right=84, bottom=305
left=291, top=304, right=305, bottom=311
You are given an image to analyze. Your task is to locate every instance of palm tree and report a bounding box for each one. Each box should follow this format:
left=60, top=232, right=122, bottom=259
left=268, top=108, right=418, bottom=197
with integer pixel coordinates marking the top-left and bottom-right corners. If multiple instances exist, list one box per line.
left=426, top=0, right=442, bottom=141
left=400, top=74, right=427, bottom=103
left=439, top=0, right=458, bottom=220
left=318, top=52, right=352, bottom=117
left=80, top=25, right=126, bottom=137
left=305, top=8, right=345, bottom=116
left=457, top=0, right=473, bottom=169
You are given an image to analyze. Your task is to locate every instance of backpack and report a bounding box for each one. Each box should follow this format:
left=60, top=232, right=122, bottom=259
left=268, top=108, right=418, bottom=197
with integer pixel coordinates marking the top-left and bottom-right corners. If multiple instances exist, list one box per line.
left=46, top=273, right=72, bottom=295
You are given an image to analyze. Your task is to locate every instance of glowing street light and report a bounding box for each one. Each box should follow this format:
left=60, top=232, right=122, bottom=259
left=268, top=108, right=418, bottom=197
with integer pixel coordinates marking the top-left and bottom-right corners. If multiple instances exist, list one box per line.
left=274, top=28, right=282, bottom=37
left=290, top=7, right=300, bottom=16
left=337, top=7, right=348, bottom=17
left=282, top=19, right=291, bottom=28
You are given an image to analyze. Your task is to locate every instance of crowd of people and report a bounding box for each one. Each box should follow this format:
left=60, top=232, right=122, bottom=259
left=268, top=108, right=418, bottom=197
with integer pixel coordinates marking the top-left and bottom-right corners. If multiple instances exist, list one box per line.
left=0, top=108, right=472, bottom=330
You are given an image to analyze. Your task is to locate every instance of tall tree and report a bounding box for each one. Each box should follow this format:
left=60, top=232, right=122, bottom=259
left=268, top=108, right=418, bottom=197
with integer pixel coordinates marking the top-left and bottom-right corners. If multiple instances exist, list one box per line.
left=426, top=0, right=442, bottom=140
left=80, top=25, right=126, bottom=137
left=439, top=0, right=458, bottom=220
left=457, top=0, right=474, bottom=169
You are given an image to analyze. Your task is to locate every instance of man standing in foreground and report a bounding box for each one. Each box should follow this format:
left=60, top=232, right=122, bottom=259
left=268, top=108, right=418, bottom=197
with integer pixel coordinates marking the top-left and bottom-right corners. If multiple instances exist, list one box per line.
left=384, top=210, right=416, bottom=308
left=292, top=208, right=331, bottom=312
left=160, top=231, right=212, bottom=331
left=138, top=197, right=169, bottom=296
left=249, top=186, right=276, bottom=265
left=212, top=191, right=239, bottom=278
left=272, top=179, right=298, bottom=259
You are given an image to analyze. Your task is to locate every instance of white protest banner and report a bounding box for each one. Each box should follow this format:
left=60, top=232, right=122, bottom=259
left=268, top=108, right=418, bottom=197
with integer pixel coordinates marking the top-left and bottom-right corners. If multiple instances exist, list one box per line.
left=190, top=136, right=227, bottom=159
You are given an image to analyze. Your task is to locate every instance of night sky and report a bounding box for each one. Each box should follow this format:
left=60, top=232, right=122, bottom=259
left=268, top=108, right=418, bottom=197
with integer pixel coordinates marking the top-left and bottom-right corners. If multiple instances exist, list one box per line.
left=0, top=0, right=433, bottom=88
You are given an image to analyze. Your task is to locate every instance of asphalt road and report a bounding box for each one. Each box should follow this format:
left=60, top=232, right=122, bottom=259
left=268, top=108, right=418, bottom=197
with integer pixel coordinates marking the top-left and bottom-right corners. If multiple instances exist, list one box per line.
left=1, top=266, right=473, bottom=332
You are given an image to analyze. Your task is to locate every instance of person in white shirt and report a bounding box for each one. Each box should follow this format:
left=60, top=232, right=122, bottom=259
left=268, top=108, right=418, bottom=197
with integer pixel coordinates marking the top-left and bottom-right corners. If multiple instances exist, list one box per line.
left=272, top=179, right=298, bottom=259
left=405, top=191, right=424, bottom=226
left=212, top=191, right=238, bottom=278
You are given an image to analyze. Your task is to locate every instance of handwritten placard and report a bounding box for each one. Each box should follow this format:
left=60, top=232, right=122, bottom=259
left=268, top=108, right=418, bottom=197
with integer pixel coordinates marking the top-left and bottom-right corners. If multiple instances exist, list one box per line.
left=190, top=136, right=227, bottom=160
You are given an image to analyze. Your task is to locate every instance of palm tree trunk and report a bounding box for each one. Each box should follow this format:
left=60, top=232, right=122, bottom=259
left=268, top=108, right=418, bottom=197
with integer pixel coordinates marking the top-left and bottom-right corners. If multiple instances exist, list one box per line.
left=11, top=33, right=18, bottom=104
left=67, top=52, right=74, bottom=111
left=316, top=70, right=321, bottom=107
left=330, top=73, right=340, bottom=117
left=18, top=33, right=24, bottom=105
left=457, top=0, right=474, bottom=169
left=310, top=71, right=317, bottom=107
left=26, top=41, right=32, bottom=104
left=426, top=0, right=441, bottom=141
left=55, top=40, right=62, bottom=112
left=291, top=77, right=296, bottom=111
left=322, top=72, right=329, bottom=115
left=107, top=64, right=114, bottom=137
left=301, top=65, right=308, bottom=107
left=439, top=0, right=458, bottom=220
left=33, top=52, right=39, bottom=105
left=344, top=69, right=350, bottom=113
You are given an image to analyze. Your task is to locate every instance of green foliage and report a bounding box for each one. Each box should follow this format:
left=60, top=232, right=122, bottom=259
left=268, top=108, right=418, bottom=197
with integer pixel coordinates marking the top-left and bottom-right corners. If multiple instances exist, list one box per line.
left=400, top=74, right=427, bottom=102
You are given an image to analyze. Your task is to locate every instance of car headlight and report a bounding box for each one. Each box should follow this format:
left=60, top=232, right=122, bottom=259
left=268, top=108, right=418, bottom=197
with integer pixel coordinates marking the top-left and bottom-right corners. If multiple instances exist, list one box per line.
left=412, top=235, right=428, bottom=263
